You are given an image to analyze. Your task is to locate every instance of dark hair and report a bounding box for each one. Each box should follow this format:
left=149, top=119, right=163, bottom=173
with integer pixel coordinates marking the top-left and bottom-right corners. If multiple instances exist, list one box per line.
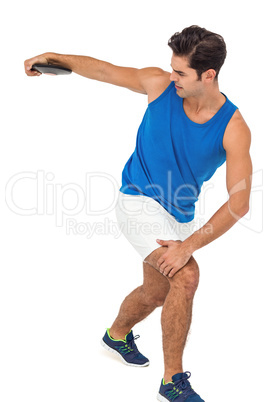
left=168, top=25, right=227, bottom=80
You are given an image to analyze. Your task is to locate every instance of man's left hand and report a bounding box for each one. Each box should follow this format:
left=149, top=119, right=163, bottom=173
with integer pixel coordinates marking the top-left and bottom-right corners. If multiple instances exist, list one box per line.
left=156, top=239, right=192, bottom=278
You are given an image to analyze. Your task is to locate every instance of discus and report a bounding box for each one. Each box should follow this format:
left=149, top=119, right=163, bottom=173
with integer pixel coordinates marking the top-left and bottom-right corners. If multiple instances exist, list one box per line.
left=31, top=64, right=72, bottom=76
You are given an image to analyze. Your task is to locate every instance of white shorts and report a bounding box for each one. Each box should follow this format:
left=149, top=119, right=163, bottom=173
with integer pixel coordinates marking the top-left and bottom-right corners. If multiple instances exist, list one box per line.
left=115, top=191, right=196, bottom=261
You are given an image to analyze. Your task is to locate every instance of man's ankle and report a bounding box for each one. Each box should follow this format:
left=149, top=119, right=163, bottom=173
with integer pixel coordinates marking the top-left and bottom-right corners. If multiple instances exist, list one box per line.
left=163, top=377, right=173, bottom=384
left=109, top=327, right=129, bottom=341
left=164, top=369, right=183, bottom=384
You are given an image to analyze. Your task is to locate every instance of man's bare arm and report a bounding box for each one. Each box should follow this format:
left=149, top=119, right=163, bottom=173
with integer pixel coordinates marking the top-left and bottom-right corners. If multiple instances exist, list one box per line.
left=156, top=110, right=252, bottom=277
left=182, top=111, right=252, bottom=249
left=24, top=52, right=170, bottom=97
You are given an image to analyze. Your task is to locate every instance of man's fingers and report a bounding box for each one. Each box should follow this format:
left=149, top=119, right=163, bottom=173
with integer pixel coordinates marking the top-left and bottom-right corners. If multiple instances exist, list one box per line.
left=24, top=62, right=41, bottom=76
left=24, top=54, right=49, bottom=76
left=157, top=256, right=165, bottom=268
left=156, top=239, right=174, bottom=246
left=163, top=265, right=175, bottom=277
left=159, top=260, right=172, bottom=275
left=156, top=239, right=168, bottom=246
left=167, top=267, right=178, bottom=278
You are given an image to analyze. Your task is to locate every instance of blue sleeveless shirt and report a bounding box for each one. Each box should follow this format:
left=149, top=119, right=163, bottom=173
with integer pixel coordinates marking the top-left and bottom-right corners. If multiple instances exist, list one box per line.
left=119, top=81, right=238, bottom=223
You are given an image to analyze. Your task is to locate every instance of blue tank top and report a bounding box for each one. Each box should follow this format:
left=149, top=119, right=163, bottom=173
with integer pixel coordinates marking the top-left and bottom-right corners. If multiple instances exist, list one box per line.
left=119, top=81, right=238, bottom=223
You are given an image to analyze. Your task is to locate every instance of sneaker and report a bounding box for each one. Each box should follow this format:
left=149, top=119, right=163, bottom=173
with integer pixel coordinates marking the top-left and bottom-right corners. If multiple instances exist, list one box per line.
left=101, top=328, right=150, bottom=367
left=157, top=372, right=205, bottom=401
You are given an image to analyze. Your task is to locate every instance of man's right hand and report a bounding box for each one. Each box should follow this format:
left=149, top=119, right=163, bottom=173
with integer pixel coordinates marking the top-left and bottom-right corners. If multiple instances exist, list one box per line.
left=24, top=53, right=50, bottom=76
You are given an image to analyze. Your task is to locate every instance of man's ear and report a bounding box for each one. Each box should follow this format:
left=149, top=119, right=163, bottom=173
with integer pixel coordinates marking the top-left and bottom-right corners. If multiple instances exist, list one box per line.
left=203, top=69, right=217, bottom=82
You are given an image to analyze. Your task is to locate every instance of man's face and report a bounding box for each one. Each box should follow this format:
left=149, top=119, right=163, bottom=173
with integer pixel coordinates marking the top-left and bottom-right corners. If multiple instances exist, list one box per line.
left=170, top=54, right=204, bottom=99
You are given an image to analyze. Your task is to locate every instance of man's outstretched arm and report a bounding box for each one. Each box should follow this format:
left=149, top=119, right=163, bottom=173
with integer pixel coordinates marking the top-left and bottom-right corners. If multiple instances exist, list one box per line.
left=24, top=52, right=170, bottom=97
left=156, top=110, right=252, bottom=277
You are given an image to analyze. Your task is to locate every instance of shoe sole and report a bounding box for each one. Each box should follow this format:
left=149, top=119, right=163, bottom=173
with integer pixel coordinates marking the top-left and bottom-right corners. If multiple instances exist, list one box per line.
left=157, top=391, right=204, bottom=401
left=101, top=339, right=150, bottom=367
left=157, top=393, right=168, bottom=401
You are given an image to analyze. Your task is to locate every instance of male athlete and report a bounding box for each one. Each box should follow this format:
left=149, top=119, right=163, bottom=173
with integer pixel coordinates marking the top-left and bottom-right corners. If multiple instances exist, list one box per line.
left=24, top=26, right=252, bottom=401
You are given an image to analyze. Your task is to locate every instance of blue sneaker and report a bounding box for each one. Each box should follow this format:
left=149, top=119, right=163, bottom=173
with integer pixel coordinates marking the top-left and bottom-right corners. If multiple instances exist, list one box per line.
left=101, top=328, right=150, bottom=367
left=157, top=372, right=205, bottom=401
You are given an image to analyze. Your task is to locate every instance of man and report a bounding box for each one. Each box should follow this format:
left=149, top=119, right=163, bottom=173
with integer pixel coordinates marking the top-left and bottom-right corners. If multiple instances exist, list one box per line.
left=24, top=25, right=252, bottom=401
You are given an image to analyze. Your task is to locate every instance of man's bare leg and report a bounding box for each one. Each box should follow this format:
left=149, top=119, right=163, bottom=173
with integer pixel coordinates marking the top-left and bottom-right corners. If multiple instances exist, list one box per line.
left=109, top=244, right=199, bottom=383
left=144, top=246, right=200, bottom=383
left=109, top=255, right=170, bottom=340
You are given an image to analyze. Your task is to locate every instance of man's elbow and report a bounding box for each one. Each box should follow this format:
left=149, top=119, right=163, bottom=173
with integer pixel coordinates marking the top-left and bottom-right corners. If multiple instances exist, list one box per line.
left=228, top=196, right=250, bottom=220
left=237, top=203, right=250, bottom=218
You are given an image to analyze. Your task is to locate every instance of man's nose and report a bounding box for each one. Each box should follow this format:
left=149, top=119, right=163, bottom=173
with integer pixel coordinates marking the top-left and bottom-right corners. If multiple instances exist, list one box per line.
left=170, top=71, right=177, bottom=81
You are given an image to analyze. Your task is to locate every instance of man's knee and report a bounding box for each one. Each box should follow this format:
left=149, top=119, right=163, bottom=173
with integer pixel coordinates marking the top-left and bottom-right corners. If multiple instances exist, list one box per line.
left=169, top=257, right=200, bottom=298
left=148, top=293, right=167, bottom=307
left=143, top=244, right=199, bottom=299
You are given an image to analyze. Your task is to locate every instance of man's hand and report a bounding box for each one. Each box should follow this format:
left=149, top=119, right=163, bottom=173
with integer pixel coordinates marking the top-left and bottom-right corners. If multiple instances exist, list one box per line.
left=24, top=53, right=50, bottom=76
left=156, top=239, right=192, bottom=278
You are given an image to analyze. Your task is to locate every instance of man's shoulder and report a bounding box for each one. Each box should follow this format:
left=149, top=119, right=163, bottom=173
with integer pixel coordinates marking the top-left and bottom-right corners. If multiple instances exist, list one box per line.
left=223, top=109, right=251, bottom=152
left=140, top=68, right=171, bottom=103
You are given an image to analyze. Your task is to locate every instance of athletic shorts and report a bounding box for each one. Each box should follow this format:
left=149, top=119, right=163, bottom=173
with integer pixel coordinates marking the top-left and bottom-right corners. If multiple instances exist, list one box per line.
left=115, top=191, right=196, bottom=261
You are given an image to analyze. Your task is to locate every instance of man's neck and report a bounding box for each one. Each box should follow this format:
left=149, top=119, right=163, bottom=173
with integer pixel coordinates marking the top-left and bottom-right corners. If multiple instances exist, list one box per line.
left=183, top=83, right=225, bottom=115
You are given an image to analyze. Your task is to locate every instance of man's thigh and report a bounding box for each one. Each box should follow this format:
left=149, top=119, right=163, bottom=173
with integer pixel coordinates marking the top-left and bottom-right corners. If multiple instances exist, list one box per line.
left=144, top=244, right=171, bottom=272
left=143, top=258, right=170, bottom=305
left=143, top=246, right=170, bottom=293
left=143, top=254, right=169, bottom=288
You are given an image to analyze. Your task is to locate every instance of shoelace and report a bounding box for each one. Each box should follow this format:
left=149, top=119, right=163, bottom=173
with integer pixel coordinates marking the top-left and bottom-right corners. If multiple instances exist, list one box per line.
left=173, top=372, right=196, bottom=399
left=125, top=335, right=140, bottom=354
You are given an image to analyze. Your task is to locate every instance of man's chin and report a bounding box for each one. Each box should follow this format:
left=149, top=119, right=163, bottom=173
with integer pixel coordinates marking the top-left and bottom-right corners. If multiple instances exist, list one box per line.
left=176, top=90, right=185, bottom=98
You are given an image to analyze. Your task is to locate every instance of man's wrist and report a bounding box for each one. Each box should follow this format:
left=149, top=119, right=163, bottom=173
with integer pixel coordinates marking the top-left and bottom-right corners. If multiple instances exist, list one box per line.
left=45, top=52, right=72, bottom=70
left=44, top=52, right=57, bottom=64
left=181, top=235, right=197, bottom=256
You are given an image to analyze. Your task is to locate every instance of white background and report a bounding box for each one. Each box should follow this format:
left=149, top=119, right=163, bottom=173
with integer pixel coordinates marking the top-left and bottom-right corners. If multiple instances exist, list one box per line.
left=1, top=0, right=267, bottom=401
